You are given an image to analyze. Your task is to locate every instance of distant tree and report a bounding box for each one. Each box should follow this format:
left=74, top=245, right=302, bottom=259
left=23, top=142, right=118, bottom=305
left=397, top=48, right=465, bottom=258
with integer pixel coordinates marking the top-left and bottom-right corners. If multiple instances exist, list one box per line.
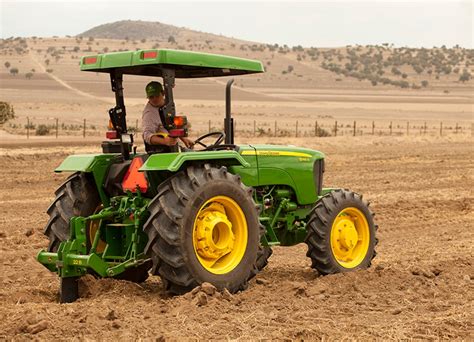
left=4, top=61, right=10, bottom=69
left=73, top=46, right=80, bottom=52
left=168, top=35, right=176, bottom=44
left=103, top=47, right=109, bottom=53
left=45, top=59, right=50, bottom=66
left=287, top=65, right=294, bottom=73
left=9, top=67, right=18, bottom=76
left=25, top=72, right=33, bottom=79
left=141, top=38, right=146, bottom=43
left=46, top=68, right=53, bottom=73
left=88, top=36, right=94, bottom=42
left=402, top=73, right=408, bottom=79
left=459, top=69, right=471, bottom=82
left=421, top=80, right=429, bottom=87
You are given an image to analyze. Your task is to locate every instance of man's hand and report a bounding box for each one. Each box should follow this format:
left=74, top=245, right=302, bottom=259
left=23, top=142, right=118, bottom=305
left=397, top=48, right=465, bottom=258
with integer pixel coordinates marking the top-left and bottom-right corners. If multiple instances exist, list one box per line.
left=179, top=137, right=195, bottom=149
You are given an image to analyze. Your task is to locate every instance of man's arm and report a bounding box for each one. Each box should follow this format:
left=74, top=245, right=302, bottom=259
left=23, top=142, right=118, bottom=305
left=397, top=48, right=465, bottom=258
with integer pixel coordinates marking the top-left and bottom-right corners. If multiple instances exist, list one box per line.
left=150, top=134, right=177, bottom=146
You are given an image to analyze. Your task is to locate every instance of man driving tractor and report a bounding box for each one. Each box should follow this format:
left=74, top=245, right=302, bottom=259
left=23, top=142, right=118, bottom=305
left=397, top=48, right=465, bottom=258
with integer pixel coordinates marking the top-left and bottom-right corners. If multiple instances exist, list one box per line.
left=142, top=81, right=194, bottom=153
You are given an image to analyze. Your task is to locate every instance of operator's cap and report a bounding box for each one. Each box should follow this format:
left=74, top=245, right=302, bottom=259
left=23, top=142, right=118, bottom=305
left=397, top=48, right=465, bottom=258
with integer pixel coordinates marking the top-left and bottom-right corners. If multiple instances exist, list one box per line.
left=145, top=81, right=163, bottom=98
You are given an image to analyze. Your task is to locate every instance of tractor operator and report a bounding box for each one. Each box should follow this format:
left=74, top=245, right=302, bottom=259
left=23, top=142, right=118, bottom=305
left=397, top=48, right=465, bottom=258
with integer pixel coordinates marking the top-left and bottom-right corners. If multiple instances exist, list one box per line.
left=142, top=81, right=194, bottom=153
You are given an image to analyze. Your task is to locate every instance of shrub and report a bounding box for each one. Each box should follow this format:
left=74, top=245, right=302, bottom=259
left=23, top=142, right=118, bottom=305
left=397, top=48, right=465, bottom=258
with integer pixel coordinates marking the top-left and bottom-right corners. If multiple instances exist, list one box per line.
left=4, top=61, right=10, bottom=69
left=421, top=80, right=429, bottom=87
left=35, top=124, right=50, bottom=136
left=25, top=72, right=33, bottom=79
left=0, top=101, right=15, bottom=124
left=315, top=127, right=331, bottom=137
left=9, top=67, right=18, bottom=75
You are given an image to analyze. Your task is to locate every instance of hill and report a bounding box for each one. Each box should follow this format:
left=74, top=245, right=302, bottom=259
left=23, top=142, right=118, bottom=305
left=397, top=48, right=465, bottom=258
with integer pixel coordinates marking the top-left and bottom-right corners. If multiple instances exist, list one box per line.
left=78, top=20, right=247, bottom=45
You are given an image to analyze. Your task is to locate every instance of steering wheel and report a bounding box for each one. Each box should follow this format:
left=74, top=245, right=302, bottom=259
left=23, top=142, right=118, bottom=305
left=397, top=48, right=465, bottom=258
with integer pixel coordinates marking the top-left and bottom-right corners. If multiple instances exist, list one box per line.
left=194, top=131, right=225, bottom=151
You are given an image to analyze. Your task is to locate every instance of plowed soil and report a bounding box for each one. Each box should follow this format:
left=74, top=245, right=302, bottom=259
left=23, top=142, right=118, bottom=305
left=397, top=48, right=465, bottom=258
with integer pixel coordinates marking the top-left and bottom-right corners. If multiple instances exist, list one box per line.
left=0, top=135, right=473, bottom=340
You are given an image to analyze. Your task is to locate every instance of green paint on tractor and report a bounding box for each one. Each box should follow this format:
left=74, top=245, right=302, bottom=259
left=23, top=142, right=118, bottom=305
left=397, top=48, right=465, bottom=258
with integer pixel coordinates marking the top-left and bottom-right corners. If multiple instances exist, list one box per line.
left=37, top=48, right=378, bottom=303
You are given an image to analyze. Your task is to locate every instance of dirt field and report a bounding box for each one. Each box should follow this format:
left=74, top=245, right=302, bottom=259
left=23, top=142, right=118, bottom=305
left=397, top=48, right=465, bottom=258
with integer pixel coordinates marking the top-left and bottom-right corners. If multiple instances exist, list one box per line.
left=0, top=135, right=472, bottom=340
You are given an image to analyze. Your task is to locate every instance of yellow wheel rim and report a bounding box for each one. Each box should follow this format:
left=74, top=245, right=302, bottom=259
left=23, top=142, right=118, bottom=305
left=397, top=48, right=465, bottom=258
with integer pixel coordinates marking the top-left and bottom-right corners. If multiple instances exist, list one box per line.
left=192, top=196, right=248, bottom=274
left=330, top=207, right=370, bottom=269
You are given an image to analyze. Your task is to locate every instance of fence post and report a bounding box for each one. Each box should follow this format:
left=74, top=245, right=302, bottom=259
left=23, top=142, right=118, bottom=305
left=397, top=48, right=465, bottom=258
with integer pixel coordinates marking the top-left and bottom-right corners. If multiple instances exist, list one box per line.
left=274, top=120, right=277, bottom=137
left=208, top=119, right=211, bottom=133
left=253, top=120, right=256, bottom=136
left=296, top=120, right=298, bottom=137
left=55, top=118, right=58, bottom=138
left=424, top=122, right=427, bottom=135
left=314, top=121, right=318, bottom=137
left=136, top=119, right=139, bottom=132
left=455, top=123, right=458, bottom=134
left=83, top=119, right=86, bottom=138
left=27, top=116, right=29, bottom=139
left=389, top=121, right=392, bottom=135
left=334, top=121, right=338, bottom=137
left=372, top=121, right=375, bottom=135
left=440, top=122, right=443, bottom=136
left=407, top=121, right=409, bottom=135
left=353, top=121, right=356, bottom=136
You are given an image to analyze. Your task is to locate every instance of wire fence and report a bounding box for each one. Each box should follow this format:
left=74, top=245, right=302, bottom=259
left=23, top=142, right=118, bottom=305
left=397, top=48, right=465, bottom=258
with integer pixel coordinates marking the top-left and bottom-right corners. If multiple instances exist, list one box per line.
left=4, top=117, right=473, bottom=139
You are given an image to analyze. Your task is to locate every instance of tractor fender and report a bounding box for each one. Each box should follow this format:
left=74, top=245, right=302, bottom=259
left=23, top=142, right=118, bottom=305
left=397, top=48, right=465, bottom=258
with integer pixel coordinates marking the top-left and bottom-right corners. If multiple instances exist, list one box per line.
left=139, top=150, right=250, bottom=172
left=54, top=154, right=119, bottom=206
left=54, top=154, right=118, bottom=173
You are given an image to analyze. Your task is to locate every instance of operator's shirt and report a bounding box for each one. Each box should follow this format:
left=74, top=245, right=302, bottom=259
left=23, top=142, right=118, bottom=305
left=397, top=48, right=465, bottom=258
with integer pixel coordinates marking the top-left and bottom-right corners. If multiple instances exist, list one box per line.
left=142, top=102, right=168, bottom=145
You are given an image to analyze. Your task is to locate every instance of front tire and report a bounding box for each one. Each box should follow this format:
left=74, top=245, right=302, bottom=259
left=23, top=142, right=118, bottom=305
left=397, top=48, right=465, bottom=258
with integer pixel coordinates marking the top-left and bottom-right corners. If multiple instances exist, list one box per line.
left=305, top=189, right=377, bottom=274
left=144, top=164, right=263, bottom=295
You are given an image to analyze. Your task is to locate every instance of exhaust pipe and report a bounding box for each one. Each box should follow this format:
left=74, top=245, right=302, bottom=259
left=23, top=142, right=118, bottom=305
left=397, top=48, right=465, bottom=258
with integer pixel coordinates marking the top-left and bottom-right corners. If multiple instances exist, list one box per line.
left=224, top=79, right=234, bottom=145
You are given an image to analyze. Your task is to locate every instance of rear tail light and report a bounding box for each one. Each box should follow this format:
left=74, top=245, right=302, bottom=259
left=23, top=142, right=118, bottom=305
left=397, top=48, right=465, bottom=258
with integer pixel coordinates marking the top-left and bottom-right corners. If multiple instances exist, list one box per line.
left=169, top=129, right=186, bottom=137
left=106, top=131, right=118, bottom=139
left=142, top=51, right=157, bottom=59
left=83, top=56, right=97, bottom=65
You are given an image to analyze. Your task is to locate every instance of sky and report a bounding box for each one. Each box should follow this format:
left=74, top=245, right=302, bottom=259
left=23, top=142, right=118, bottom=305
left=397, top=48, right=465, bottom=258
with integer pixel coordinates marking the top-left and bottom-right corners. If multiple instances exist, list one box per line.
left=0, top=0, right=472, bottom=48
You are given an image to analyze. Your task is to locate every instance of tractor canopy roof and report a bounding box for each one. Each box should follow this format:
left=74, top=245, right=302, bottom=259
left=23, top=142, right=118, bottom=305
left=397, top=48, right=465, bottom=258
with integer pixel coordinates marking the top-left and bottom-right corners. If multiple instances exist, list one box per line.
left=80, top=49, right=265, bottom=78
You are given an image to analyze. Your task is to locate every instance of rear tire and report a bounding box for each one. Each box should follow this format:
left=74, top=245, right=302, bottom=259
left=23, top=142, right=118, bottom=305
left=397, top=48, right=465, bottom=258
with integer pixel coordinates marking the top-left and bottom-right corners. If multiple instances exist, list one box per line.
left=44, top=172, right=150, bottom=283
left=44, top=173, right=100, bottom=252
left=144, top=164, right=263, bottom=295
left=305, top=189, right=377, bottom=274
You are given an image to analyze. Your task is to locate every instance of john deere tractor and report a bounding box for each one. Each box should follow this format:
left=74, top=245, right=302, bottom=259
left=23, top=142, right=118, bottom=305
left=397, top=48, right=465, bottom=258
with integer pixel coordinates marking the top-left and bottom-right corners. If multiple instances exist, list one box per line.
left=37, top=49, right=377, bottom=302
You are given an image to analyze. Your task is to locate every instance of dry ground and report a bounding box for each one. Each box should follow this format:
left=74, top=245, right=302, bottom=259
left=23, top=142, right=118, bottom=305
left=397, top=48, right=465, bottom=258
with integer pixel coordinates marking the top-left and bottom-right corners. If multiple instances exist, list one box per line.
left=0, top=135, right=473, bottom=340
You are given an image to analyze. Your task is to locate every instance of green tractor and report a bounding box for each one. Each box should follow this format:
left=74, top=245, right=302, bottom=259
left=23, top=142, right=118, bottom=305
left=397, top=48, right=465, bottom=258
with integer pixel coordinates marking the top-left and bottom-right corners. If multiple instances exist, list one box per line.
left=37, top=49, right=378, bottom=302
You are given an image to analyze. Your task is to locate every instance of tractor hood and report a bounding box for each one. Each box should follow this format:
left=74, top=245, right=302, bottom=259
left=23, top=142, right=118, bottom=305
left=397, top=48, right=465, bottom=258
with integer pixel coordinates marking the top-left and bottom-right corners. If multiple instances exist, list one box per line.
left=240, top=145, right=325, bottom=205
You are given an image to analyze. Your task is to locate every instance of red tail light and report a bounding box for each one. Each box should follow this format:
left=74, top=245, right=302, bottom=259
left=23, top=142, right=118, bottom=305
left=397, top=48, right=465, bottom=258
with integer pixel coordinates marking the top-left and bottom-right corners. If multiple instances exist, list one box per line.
left=106, top=131, right=117, bottom=139
left=83, top=56, right=97, bottom=65
left=142, top=51, right=157, bottom=59
left=169, top=129, right=186, bottom=137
